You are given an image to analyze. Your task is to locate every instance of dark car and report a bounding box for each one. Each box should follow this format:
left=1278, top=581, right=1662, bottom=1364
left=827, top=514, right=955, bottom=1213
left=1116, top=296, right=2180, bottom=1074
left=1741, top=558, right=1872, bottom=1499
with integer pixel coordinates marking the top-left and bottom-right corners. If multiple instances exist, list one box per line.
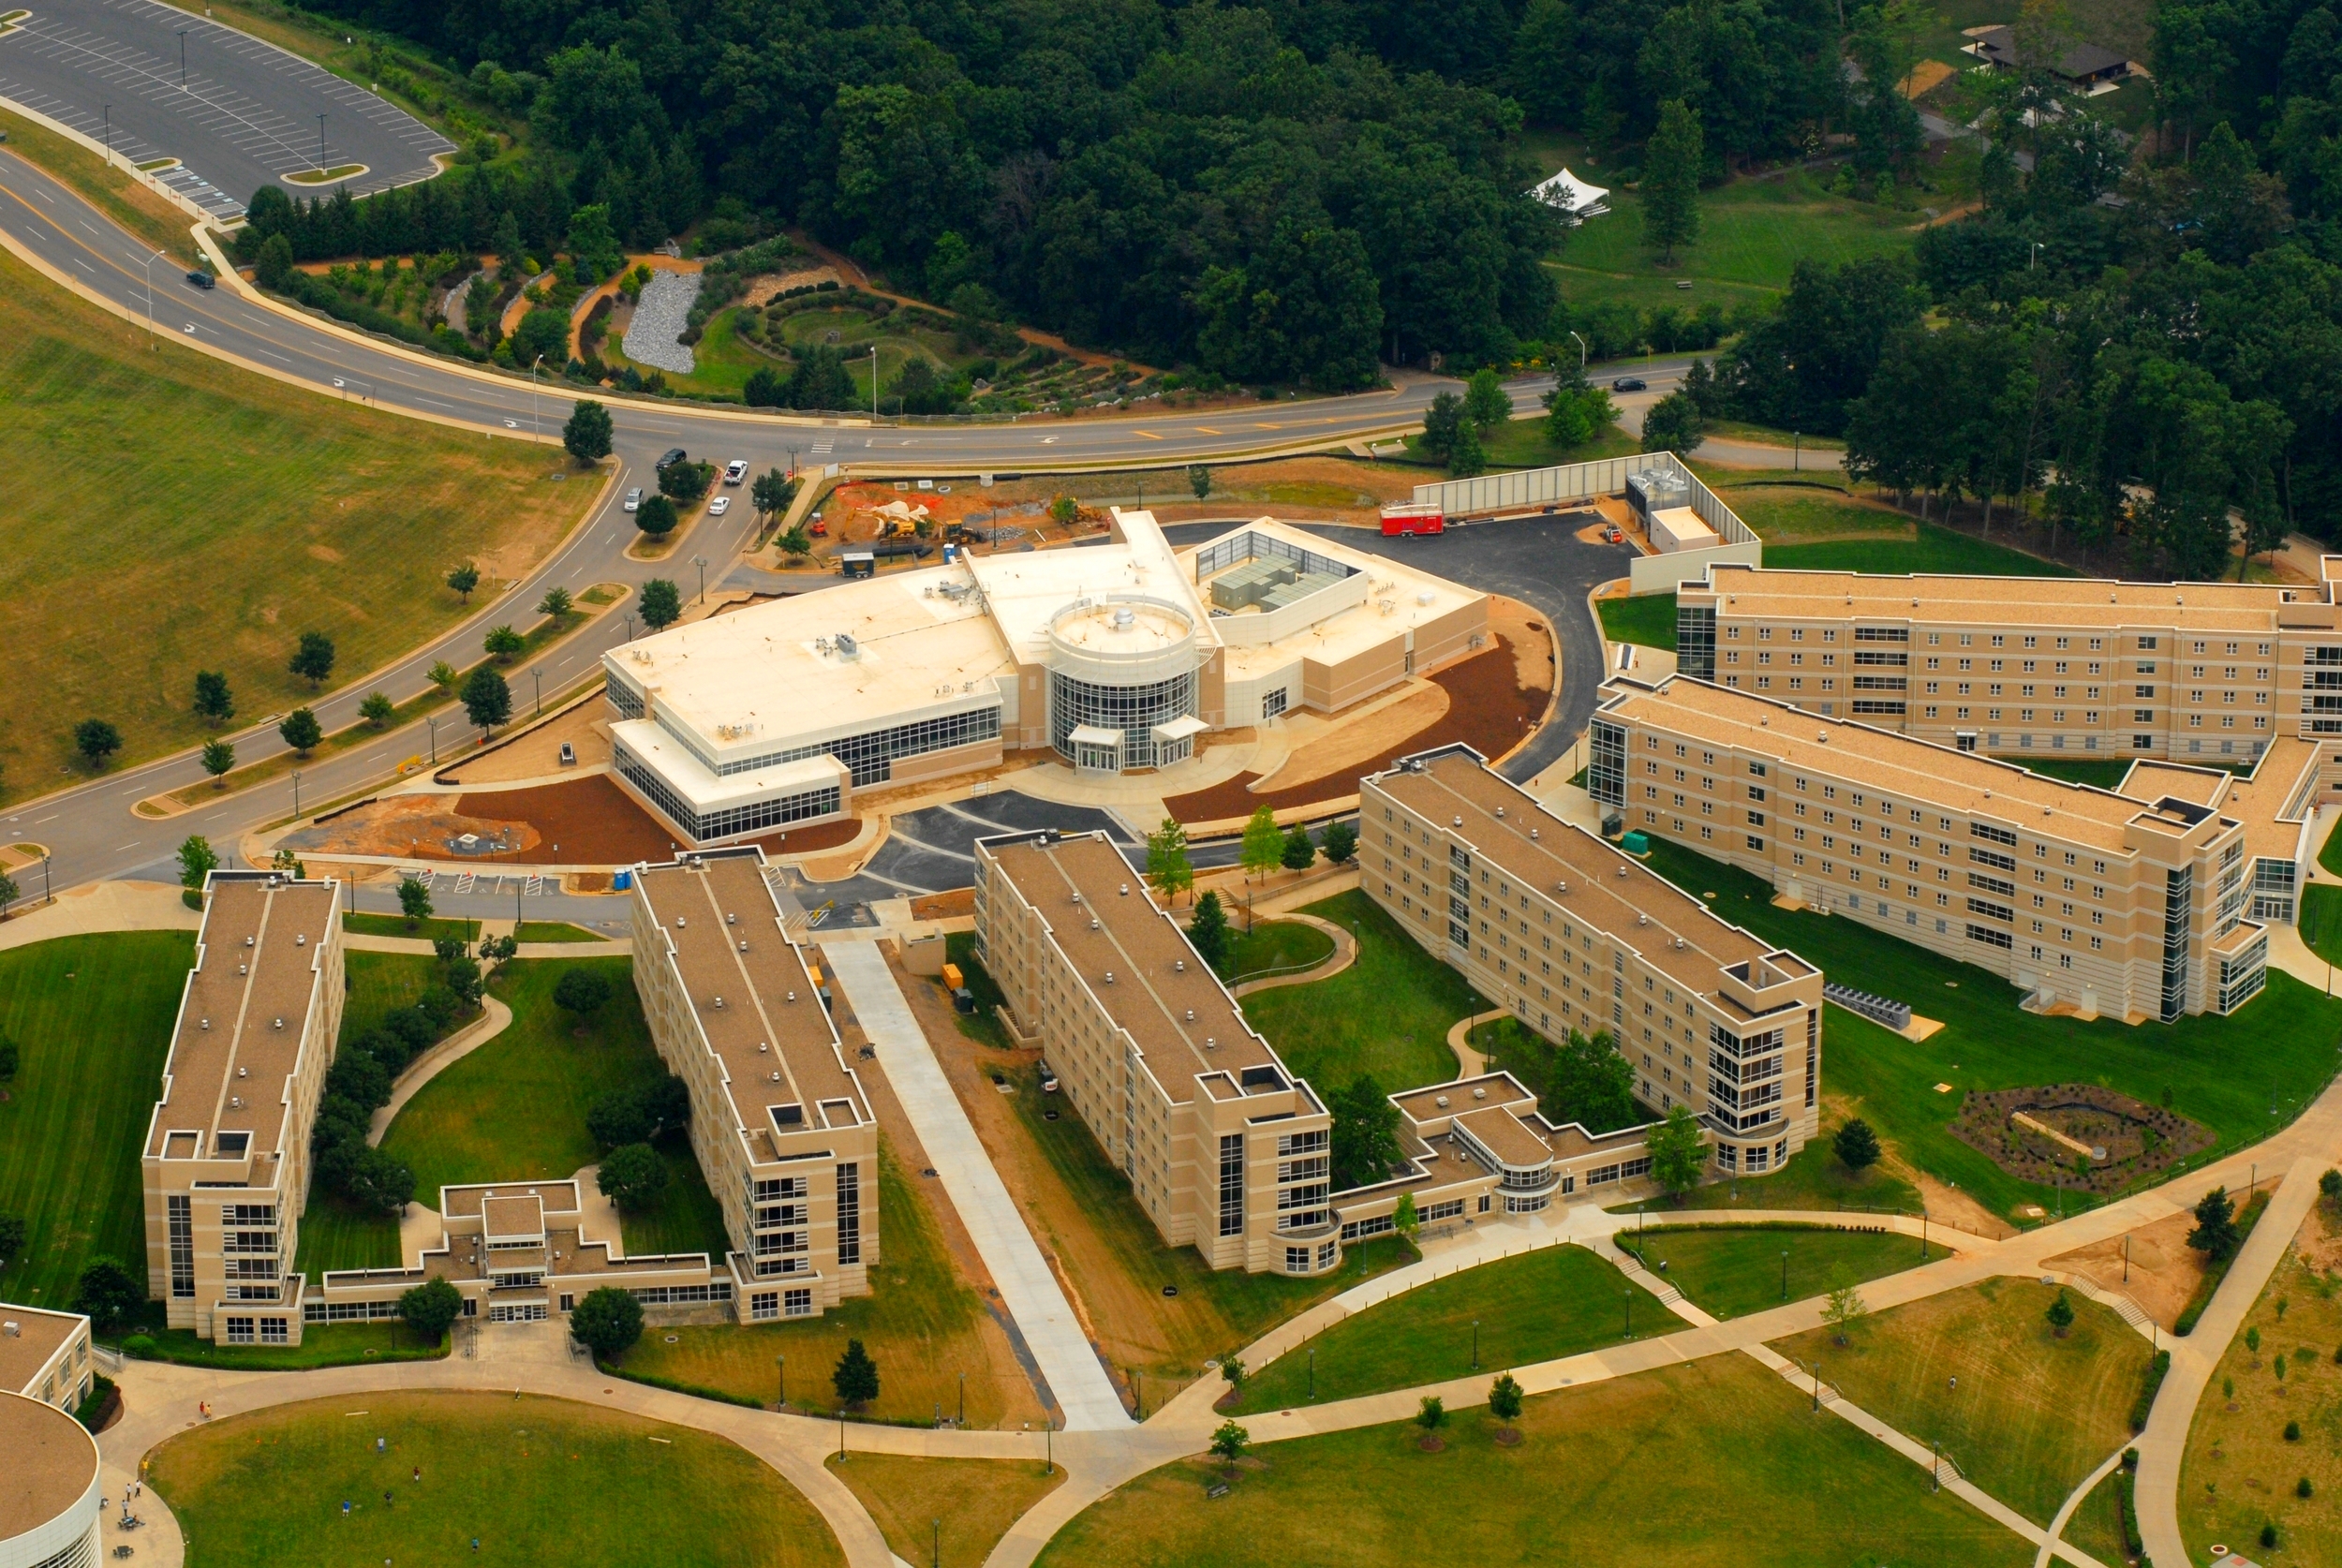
left=1610, top=376, right=1647, bottom=392
left=655, top=447, right=688, bottom=469
left=185, top=269, right=215, bottom=289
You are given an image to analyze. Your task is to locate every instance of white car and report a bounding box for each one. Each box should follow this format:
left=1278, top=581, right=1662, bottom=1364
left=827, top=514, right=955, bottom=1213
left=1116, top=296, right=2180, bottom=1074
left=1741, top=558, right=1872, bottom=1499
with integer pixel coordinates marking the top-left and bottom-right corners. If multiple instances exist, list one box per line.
left=623, top=487, right=643, bottom=512
left=724, top=460, right=749, bottom=486
left=707, top=496, right=731, bottom=515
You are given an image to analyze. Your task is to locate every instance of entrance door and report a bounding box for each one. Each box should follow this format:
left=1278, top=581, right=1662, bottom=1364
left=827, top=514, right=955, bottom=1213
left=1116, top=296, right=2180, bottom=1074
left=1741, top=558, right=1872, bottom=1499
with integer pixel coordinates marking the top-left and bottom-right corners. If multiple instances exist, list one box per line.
left=1075, top=740, right=1119, bottom=772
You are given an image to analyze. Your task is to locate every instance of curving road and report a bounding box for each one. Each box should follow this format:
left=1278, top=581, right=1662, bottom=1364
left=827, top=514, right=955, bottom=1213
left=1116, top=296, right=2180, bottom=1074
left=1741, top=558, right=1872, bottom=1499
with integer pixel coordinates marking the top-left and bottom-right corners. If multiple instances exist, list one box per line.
left=0, top=144, right=1711, bottom=897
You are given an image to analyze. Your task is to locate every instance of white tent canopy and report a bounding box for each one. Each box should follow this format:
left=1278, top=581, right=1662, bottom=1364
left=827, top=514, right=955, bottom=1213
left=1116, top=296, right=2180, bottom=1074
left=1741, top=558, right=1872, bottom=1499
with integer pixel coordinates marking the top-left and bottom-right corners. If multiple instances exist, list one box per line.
left=1528, top=168, right=1611, bottom=222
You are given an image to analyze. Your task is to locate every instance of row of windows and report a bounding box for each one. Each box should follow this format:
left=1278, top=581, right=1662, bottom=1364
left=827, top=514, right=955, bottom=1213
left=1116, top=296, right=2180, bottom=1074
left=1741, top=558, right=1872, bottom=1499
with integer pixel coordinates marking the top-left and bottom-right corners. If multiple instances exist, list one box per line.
left=615, top=740, right=842, bottom=842
left=749, top=1288, right=817, bottom=1320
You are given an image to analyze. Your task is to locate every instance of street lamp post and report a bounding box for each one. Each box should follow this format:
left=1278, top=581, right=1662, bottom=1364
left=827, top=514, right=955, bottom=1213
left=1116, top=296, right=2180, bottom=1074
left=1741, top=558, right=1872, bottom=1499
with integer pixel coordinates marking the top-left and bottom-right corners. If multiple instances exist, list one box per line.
left=178, top=28, right=189, bottom=85
left=1780, top=1249, right=1789, bottom=1301
left=623, top=613, right=636, bottom=643
left=1623, top=1288, right=1632, bottom=1339
left=316, top=113, right=328, bottom=173
left=693, top=555, right=707, bottom=604
left=530, top=354, right=545, bottom=437
left=1471, top=1319, right=1480, bottom=1371
left=426, top=714, right=440, bottom=764
left=1568, top=331, right=1587, bottom=370
left=778, top=1356, right=785, bottom=1410
left=290, top=768, right=302, bottom=821
left=102, top=104, right=111, bottom=166
left=956, top=1372, right=963, bottom=1426
left=1308, top=1347, right=1315, bottom=1399
left=1810, top=1360, right=1820, bottom=1412
left=530, top=664, right=543, bottom=717
left=870, top=344, right=881, bottom=424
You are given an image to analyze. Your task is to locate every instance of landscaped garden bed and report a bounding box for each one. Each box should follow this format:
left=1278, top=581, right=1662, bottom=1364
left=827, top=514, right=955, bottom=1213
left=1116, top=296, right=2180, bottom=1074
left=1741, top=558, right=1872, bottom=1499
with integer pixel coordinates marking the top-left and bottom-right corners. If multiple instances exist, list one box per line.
left=1950, top=1083, right=2211, bottom=1195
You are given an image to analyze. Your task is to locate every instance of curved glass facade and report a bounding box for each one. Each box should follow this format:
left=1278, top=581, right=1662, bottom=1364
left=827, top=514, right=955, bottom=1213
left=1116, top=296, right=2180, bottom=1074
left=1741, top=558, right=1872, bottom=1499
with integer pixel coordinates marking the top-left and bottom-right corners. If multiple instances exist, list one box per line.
left=1048, top=668, right=1195, bottom=769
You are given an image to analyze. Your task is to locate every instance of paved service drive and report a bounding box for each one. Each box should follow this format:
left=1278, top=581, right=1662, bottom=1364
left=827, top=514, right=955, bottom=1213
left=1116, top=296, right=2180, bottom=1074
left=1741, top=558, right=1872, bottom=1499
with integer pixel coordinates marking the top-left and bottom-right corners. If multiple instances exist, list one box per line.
left=822, top=937, right=1133, bottom=1431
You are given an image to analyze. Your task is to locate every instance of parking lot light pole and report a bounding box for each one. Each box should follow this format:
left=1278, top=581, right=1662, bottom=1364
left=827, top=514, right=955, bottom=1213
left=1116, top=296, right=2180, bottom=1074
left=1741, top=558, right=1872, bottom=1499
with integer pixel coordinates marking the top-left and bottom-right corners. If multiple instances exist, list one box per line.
left=316, top=114, right=327, bottom=173
left=102, top=104, right=111, bottom=166
left=1781, top=1250, right=1789, bottom=1301
left=178, top=28, right=189, bottom=86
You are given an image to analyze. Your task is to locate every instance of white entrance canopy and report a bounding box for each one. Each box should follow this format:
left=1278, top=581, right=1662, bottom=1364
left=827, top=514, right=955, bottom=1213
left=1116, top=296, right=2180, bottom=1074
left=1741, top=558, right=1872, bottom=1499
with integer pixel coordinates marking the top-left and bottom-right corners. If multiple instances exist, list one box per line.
left=1528, top=168, right=1610, bottom=222
left=1066, top=724, right=1123, bottom=747
left=1150, top=715, right=1209, bottom=743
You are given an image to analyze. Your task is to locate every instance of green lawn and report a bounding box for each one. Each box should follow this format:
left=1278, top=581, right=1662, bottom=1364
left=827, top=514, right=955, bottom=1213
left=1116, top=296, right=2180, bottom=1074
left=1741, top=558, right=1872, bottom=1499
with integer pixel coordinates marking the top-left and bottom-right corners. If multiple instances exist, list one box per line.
left=341, top=949, right=441, bottom=1040
left=1232, top=1244, right=1665, bottom=1413
left=1239, top=890, right=1480, bottom=1093
left=292, top=1191, right=403, bottom=1281
left=944, top=930, right=1014, bottom=1049
left=1764, top=531, right=2076, bottom=576
left=1223, top=919, right=1335, bottom=983
left=1774, top=1278, right=2155, bottom=1527
left=1038, top=1354, right=2033, bottom=1567
left=2322, top=810, right=2342, bottom=877
left=1640, top=838, right=2342, bottom=1220
left=377, top=957, right=725, bottom=1256
left=1598, top=594, right=1679, bottom=650
left=0, top=932, right=193, bottom=1308
left=515, top=921, right=603, bottom=942
left=343, top=911, right=482, bottom=941
left=147, top=1391, right=843, bottom=1568
left=0, top=244, right=596, bottom=802
left=1618, top=1126, right=1922, bottom=1216
left=124, top=1321, right=443, bottom=1369
left=1618, top=1223, right=1945, bottom=1321
left=614, top=1141, right=1045, bottom=1429
left=1549, top=170, right=1921, bottom=315
left=2301, top=883, right=2342, bottom=969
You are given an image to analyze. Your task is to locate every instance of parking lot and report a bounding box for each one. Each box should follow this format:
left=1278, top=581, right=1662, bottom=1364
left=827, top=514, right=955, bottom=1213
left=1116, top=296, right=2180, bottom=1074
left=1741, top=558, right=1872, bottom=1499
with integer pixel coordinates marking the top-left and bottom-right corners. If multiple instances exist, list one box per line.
left=0, top=0, right=451, bottom=217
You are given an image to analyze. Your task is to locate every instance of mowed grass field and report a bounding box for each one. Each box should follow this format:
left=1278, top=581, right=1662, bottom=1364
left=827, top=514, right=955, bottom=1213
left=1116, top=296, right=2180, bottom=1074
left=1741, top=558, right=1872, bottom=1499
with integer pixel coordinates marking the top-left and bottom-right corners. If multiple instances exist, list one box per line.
left=614, top=1141, right=1049, bottom=1430
left=377, top=956, right=729, bottom=1260
left=1239, top=891, right=1479, bottom=1092
left=825, top=1454, right=1062, bottom=1568
left=1619, top=1224, right=1946, bottom=1321
left=0, top=931, right=193, bottom=1307
left=1037, top=1354, right=2033, bottom=1567
left=1642, top=837, right=2342, bottom=1220
left=2181, top=1217, right=2342, bottom=1562
left=1774, top=1278, right=2156, bottom=1527
left=1548, top=170, right=1921, bottom=315
left=1232, top=1244, right=1665, bottom=1413
left=0, top=242, right=596, bottom=802
left=146, top=1391, right=843, bottom=1568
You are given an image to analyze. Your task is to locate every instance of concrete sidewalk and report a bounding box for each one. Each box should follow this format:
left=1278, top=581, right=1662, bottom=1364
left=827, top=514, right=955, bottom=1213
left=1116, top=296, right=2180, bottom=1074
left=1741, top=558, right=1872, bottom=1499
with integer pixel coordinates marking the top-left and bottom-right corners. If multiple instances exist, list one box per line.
left=821, top=938, right=1132, bottom=1432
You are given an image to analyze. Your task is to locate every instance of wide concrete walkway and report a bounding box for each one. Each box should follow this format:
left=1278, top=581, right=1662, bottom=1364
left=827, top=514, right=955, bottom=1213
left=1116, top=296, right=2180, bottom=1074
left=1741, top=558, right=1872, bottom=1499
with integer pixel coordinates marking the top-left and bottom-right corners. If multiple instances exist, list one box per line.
left=821, top=938, right=1131, bottom=1431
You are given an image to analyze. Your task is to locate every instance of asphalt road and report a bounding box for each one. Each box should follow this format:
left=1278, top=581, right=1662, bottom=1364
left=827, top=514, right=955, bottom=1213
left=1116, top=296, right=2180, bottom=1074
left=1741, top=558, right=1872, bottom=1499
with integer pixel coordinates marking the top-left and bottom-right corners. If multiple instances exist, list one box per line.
left=0, top=0, right=452, bottom=217
left=0, top=148, right=1707, bottom=902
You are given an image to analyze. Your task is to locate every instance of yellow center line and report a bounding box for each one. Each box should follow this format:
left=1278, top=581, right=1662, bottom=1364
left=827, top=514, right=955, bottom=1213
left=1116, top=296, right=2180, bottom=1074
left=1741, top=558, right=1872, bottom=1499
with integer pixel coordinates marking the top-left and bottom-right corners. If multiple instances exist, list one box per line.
left=1134, top=430, right=1162, bottom=440
left=1193, top=426, right=1222, bottom=435
left=1252, top=422, right=1284, bottom=429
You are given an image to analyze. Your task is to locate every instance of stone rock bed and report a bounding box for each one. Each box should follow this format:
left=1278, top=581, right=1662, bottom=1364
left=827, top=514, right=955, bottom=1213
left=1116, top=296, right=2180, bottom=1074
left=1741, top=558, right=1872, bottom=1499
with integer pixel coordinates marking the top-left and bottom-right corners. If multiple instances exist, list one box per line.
left=1950, top=1082, right=2211, bottom=1194
left=623, top=270, right=702, bottom=375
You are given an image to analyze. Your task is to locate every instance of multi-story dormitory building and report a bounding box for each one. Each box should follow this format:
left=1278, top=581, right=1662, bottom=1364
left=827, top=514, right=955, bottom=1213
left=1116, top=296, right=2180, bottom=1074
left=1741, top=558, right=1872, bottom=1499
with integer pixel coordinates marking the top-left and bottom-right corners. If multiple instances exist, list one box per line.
left=141, top=870, right=346, bottom=1347
left=1588, top=674, right=2271, bottom=1023
left=1358, top=745, right=1826, bottom=1177
left=1672, top=558, right=2342, bottom=763
left=630, top=848, right=879, bottom=1321
left=974, top=805, right=1822, bottom=1271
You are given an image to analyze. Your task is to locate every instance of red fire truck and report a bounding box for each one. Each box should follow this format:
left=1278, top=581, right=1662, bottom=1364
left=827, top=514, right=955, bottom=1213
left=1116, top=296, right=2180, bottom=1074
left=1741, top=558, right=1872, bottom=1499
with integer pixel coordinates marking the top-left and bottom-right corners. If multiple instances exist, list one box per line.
left=1379, top=502, right=1445, bottom=536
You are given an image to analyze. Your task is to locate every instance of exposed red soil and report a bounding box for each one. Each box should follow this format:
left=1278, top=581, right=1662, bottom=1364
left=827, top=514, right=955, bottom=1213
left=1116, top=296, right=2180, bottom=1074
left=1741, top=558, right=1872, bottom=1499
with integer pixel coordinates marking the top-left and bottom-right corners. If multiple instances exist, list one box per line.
left=445, top=775, right=863, bottom=865
left=1162, top=635, right=1548, bottom=822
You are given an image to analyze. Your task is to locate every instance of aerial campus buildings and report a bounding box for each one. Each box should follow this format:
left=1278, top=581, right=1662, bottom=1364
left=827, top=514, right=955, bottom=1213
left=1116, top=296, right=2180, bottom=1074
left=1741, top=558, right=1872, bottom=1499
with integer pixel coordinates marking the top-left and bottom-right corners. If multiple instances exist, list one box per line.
left=971, top=751, right=1825, bottom=1278
left=602, top=510, right=1489, bottom=846
left=142, top=853, right=874, bottom=1345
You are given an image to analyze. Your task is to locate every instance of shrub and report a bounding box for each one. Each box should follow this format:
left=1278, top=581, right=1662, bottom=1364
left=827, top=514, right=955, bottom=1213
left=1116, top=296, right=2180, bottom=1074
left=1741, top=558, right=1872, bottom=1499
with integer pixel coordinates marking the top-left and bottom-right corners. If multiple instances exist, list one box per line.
left=554, top=967, right=613, bottom=1016
left=2129, top=1352, right=2170, bottom=1433
left=398, top=1277, right=464, bottom=1342
left=2285, top=1419, right=2303, bottom=1442
left=834, top=1339, right=881, bottom=1407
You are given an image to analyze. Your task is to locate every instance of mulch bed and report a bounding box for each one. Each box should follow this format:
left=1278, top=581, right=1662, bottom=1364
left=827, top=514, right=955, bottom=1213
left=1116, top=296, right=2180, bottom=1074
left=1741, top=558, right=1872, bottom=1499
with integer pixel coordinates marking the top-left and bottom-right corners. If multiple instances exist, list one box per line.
left=1949, top=1082, right=2211, bottom=1195
left=451, top=776, right=863, bottom=865
left=1163, top=635, right=1549, bottom=823
left=912, top=888, right=977, bottom=920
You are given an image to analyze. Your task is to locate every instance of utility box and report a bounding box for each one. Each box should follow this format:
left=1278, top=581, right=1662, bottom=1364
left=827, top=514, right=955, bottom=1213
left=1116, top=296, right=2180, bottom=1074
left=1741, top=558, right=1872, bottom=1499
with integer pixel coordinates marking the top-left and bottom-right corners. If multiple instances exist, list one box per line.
left=940, top=961, right=965, bottom=990
left=900, top=932, right=947, bottom=976
left=841, top=552, right=876, bottom=579
left=952, top=986, right=976, bottom=1013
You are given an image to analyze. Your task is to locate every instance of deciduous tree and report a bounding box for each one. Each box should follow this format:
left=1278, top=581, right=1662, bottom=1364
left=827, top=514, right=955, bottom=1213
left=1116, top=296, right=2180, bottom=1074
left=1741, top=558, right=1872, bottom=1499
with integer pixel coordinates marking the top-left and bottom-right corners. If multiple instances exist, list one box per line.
left=177, top=835, right=217, bottom=892
left=192, top=670, right=234, bottom=723
left=1209, top=1420, right=1250, bottom=1462
left=639, top=578, right=683, bottom=630
left=72, top=1256, right=143, bottom=1330
left=1239, top=805, right=1283, bottom=880
left=461, top=666, right=512, bottom=735
left=399, top=1277, right=465, bottom=1341
left=555, top=967, right=613, bottom=1016
left=562, top=397, right=614, bottom=463
left=483, top=624, right=525, bottom=661
left=1146, top=818, right=1194, bottom=904
left=1642, top=99, right=1704, bottom=264
left=360, top=691, right=395, bottom=727
left=75, top=718, right=122, bottom=769
left=1330, top=1073, right=1402, bottom=1189
left=635, top=494, right=678, bottom=538
left=1280, top=821, right=1316, bottom=871
left=278, top=708, right=323, bottom=754
left=289, top=630, right=336, bottom=688
left=1319, top=820, right=1357, bottom=865
left=1640, top=391, right=1705, bottom=455
left=570, top=1286, right=644, bottom=1357
left=201, top=738, right=235, bottom=785
left=1647, top=1103, right=1706, bottom=1203
left=538, top=586, right=573, bottom=619
left=397, top=875, right=433, bottom=927
left=597, top=1143, right=668, bottom=1210
left=1824, top=1283, right=1868, bottom=1345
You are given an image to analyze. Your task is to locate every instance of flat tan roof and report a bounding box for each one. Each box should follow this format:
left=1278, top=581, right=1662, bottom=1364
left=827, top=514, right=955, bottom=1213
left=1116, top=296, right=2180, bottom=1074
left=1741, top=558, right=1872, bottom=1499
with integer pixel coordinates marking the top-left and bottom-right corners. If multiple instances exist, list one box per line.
left=1390, top=1074, right=1534, bottom=1123
left=986, top=834, right=1284, bottom=1104
left=0, top=1390, right=96, bottom=1538
left=1699, top=562, right=2308, bottom=632
left=2216, top=738, right=2325, bottom=865
left=146, top=876, right=338, bottom=1168
left=1454, top=1104, right=1552, bottom=1166
left=1602, top=677, right=2210, bottom=854
left=441, top=1181, right=578, bottom=1220
left=636, top=854, right=868, bottom=1158
left=1373, top=748, right=1779, bottom=997
left=0, top=1305, right=82, bottom=1396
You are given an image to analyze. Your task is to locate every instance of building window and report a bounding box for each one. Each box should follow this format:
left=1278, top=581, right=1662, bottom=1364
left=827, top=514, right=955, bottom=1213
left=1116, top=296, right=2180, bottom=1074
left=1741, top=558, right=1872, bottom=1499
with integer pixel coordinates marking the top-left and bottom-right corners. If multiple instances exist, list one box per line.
left=168, top=1194, right=195, bottom=1299
left=836, top=1162, right=862, bottom=1265
left=261, top=1318, right=289, bottom=1344
left=225, top=1316, right=256, bottom=1344
left=1285, top=1247, right=1311, bottom=1275
left=1219, top=1135, right=1245, bottom=1237
left=751, top=1292, right=780, bottom=1322
left=784, top=1289, right=815, bottom=1318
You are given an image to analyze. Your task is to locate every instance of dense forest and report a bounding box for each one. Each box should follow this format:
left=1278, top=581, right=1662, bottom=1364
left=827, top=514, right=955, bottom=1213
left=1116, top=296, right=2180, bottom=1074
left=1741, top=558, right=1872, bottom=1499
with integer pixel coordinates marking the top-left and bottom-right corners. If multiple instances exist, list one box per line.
left=241, top=0, right=2342, bottom=547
